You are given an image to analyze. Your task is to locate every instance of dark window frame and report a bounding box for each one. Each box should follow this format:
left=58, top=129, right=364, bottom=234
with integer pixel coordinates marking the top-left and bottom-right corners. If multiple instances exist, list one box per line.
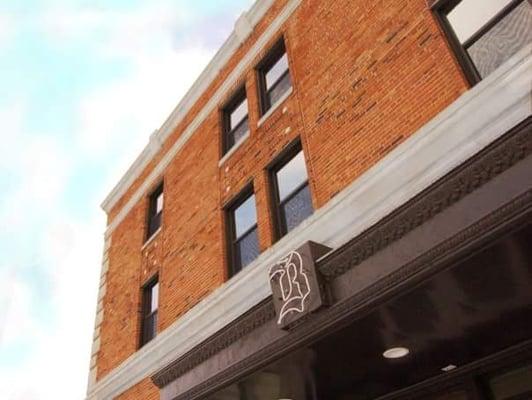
left=256, top=38, right=292, bottom=116
left=221, top=86, right=249, bottom=156
left=139, top=275, right=159, bottom=348
left=268, top=139, right=313, bottom=241
left=225, top=184, right=259, bottom=278
left=145, top=182, right=164, bottom=242
left=432, top=0, right=525, bottom=86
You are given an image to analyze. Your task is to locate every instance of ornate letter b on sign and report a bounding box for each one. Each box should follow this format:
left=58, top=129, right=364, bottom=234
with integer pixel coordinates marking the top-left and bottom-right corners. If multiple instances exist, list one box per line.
left=269, top=241, right=331, bottom=329
left=269, top=251, right=310, bottom=325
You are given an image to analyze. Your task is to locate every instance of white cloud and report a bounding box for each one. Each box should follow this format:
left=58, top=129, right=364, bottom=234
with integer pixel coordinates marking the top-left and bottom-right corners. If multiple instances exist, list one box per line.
left=0, top=102, right=72, bottom=237
left=0, top=214, right=104, bottom=400
left=0, top=101, right=25, bottom=168
left=0, top=13, right=14, bottom=48
left=0, top=268, right=38, bottom=348
left=23, top=136, right=71, bottom=203
left=38, top=1, right=193, bottom=51
left=0, top=220, right=103, bottom=400
left=77, top=45, right=212, bottom=172
left=0, top=101, right=100, bottom=399
left=60, top=2, right=224, bottom=196
left=13, top=1, right=247, bottom=190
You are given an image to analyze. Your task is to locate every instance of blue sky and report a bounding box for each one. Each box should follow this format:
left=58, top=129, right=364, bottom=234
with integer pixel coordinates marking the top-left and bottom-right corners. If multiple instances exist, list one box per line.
left=0, top=0, right=253, bottom=398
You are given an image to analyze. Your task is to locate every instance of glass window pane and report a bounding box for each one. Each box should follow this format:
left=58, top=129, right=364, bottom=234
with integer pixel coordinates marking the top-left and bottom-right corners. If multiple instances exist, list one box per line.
left=467, top=1, right=532, bottom=78
left=151, top=282, right=159, bottom=312
left=148, top=213, right=161, bottom=237
left=488, top=363, right=532, bottom=399
left=144, top=312, right=157, bottom=343
left=282, top=184, right=313, bottom=233
left=234, top=194, right=257, bottom=238
left=151, top=313, right=157, bottom=338
left=156, top=192, right=164, bottom=214
left=447, top=0, right=513, bottom=43
left=147, top=185, right=163, bottom=239
left=266, top=52, right=290, bottom=90
left=230, top=98, right=248, bottom=130
left=276, top=151, right=308, bottom=201
left=229, top=117, right=249, bottom=148
left=268, top=73, right=292, bottom=107
left=236, top=227, right=259, bottom=269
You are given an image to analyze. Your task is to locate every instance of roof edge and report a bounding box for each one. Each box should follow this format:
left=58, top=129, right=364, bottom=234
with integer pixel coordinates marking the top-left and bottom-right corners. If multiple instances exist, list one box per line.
left=101, top=0, right=275, bottom=213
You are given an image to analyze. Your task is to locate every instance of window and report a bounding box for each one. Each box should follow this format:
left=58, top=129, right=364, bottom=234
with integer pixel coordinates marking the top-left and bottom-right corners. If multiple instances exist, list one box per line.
left=270, top=142, right=313, bottom=238
left=146, top=183, right=163, bottom=240
left=485, top=361, right=532, bottom=399
left=140, top=277, right=159, bottom=347
left=257, top=39, right=292, bottom=115
left=434, top=0, right=531, bottom=84
left=227, top=188, right=260, bottom=277
left=222, top=88, right=249, bottom=155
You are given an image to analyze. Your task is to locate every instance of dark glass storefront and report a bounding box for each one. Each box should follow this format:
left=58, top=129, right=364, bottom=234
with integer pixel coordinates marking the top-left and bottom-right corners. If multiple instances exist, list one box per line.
left=207, top=224, right=532, bottom=400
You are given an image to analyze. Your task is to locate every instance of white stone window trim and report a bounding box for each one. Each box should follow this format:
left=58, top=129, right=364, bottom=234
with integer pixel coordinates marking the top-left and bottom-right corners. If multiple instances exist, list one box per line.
left=142, top=227, right=162, bottom=251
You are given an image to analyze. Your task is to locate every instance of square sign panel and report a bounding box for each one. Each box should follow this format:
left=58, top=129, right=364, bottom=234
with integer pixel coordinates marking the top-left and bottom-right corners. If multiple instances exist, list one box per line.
left=269, top=241, right=331, bottom=329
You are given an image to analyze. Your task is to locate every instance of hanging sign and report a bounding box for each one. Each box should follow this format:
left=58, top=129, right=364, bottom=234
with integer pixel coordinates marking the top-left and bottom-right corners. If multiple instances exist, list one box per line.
left=269, top=241, right=331, bottom=329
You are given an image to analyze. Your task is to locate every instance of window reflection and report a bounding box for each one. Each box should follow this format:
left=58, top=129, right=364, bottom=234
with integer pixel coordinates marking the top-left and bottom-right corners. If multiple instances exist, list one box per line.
left=224, top=89, right=249, bottom=154
left=259, top=40, right=292, bottom=114
left=272, top=147, right=313, bottom=237
left=228, top=191, right=259, bottom=276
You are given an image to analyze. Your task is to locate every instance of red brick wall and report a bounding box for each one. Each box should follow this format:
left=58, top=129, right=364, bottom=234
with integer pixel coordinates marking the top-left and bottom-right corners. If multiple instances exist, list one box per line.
left=115, top=378, right=159, bottom=400
left=96, top=0, right=468, bottom=393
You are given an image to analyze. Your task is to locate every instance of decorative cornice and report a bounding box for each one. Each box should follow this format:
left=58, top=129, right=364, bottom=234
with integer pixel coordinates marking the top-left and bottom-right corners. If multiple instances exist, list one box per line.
left=319, top=116, right=532, bottom=279
left=151, top=117, right=531, bottom=396
left=152, top=300, right=275, bottom=388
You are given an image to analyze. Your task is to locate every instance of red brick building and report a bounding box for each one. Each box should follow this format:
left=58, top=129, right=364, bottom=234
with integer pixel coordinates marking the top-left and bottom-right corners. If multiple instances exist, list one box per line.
left=86, top=0, right=532, bottom=399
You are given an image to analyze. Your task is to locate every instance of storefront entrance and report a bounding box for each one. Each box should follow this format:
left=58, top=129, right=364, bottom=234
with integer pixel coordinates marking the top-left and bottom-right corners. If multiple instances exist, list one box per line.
left=207, top=223, right=532, bottom=400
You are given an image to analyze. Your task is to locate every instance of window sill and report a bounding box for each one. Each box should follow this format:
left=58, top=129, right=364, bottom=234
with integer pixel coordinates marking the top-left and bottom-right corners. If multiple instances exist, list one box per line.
left=257, top=86, right=293, bottom=128
left=218, top=130, right=251, bottom=167
left=142, top=227, right=162, bottom=251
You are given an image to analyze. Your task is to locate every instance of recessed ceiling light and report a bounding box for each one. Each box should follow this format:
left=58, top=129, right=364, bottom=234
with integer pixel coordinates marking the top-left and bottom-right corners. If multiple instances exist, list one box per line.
left=441, top=364, right=457, bottom=372
left=383, top=347, right=410, bottom=359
